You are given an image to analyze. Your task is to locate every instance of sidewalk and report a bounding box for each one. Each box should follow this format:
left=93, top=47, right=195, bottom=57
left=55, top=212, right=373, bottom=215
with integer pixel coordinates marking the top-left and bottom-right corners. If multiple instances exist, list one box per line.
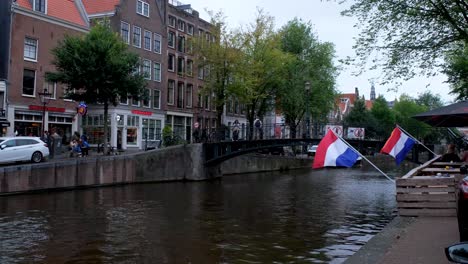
left=345, top=216, right=459, bottom=264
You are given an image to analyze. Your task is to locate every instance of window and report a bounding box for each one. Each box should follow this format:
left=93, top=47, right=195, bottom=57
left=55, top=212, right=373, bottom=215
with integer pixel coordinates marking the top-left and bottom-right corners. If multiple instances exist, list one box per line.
left=132, top=96, right=140, bottom=107
left=198, top=65, right=204, bottom=79
left=187, top=24, right=194, bottom=35
left=177, top=57, right=185, bottom=76
left=168, top=16, right=176, bottom=27
left=177, top=36, right=185, bottom=53
left=167, top=80, right=175, bottom=105
left=153, top=89, right=160, bottom=109
left=186, top=37, right=193, bottom=54
left=133, top=26, right=141, bottom=48
left=33, top=0, right=46, bottom=13
left=136, top=0, right=149, bottom=17
left=187, top=60, right=193, bottom=77
left=120, top=21, right=130, bottom=44
left=186, top=84, right=193, bottom=108
left=143, top=59, right=151, bottom=79
left=204, top=94, right=210, bottom=110
left=144, top=30, right=152, bottom=50
left=177, top=20, right=185, bottom=32
left=24, top=37, right=38, bottom=61
left=168, top=31, right=175, bottom=48
left=153, top=62, right=161, bottom=82
left=198, top=29, right=204, bottom=36
left=45, top=81, right=56, bottom=99
left=168, top=54, right=175, bottom=72
left=22, top=69, right=35, bottom=96
left=177, top=82, right=184, bottom=108
left=120, top=95, right=129, bottom=105
left=197, top=91, right=202, bottom=108
left=153, top=33, right=161, bottom=53
left=142, top=89, right=150, bottom=107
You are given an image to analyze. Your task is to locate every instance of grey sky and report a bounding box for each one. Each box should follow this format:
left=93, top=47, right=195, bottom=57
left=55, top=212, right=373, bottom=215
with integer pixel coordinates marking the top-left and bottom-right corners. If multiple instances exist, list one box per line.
left=186, top=0, right=454, bottom=103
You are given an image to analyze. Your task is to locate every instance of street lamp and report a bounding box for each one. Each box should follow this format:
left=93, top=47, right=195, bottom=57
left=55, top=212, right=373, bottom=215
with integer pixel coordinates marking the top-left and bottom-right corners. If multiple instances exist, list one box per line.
left=38, top=88, right=52, bottom=137
left=305, top=81, right=311, bottom=139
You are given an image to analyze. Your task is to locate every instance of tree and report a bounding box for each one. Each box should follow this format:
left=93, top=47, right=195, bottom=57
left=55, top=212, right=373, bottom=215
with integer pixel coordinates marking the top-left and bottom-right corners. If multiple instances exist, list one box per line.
left=47, top=24, right=146, bottom=154
left=443, top=44, right=468, bottom=101
left=343, top=98, right=378, bottom=139
left=340, top=0, right=468, bottom=95
left=393, top=94, right=432, bottom=140
left=237, top=9, right=291, bottom=140
left=416, top=91, right=444, bottom=110
left=278, top=18, right=337, bottom=138
left=370, top=96, right=395, bottom=139
left=193, top=11, right=243, bottom=138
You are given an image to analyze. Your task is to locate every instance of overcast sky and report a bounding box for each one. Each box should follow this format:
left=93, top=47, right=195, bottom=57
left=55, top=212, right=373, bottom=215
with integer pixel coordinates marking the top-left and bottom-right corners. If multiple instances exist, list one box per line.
left=185, top=0, right=454, bottom=103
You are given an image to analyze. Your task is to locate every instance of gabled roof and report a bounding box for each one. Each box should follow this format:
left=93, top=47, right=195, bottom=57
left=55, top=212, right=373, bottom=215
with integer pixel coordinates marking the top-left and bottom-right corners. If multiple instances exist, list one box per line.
left=16, top=0, right=87, bottom=27
left=82, top=0, right=119, bottom=15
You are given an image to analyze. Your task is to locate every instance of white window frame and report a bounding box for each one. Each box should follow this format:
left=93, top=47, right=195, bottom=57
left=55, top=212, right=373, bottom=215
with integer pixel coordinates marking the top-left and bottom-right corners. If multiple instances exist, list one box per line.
left=33, top=0, right=47, bottom=13
left=168, top=16, right=176, bottom=27
left=187, top=60, right=193, bottom=77
left=186, top=84, right=193, bottom=108
left=133, top=26, right=142, bottom=48
left=168, top=54, right=175, bottom=72
left=120, top=21, right=130, bottom=44
left=144, top=30, right=152, bottom=51
left=120, top=95, right=129, bottom=105
left=143, top=59, right=151, bottom=80
left=168, top=31, right=175, bottom=48
left=45, top=81, right=56, bottom=99
left=187, top=24, right=194, bottom=35
left=167, top=80, right=175, bottom=105
left=177, top=19, right=185, bottom=32
left=136, top=0, right=149, bottom=17
left=153, top=33, right=162, bottom=54
left=153, top=62, right=161, bottom=82
left=22, top=69, right=36, bottom=97
left=153, top=89, right=161, bottom=109
left=24, top=37, right=38, bottom=62
left=132, top=96, right=141, bottom=107
left=143, top=89, right=151, bottom=108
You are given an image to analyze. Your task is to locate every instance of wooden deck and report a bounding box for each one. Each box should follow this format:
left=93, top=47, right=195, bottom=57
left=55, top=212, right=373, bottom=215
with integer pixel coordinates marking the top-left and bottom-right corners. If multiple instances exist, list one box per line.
left=396, top=157, right=464, bottom=217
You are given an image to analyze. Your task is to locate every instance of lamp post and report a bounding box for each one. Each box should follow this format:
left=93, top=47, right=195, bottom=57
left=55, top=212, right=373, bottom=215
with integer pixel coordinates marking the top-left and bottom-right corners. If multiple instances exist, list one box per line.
left=305, top=81, right=311, bottom=139
left=38, top=88, right=52, bottom=137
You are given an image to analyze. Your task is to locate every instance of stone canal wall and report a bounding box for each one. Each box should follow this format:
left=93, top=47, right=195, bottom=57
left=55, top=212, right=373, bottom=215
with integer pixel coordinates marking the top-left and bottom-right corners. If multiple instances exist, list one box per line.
left=0, top=144, right=311, bottom=195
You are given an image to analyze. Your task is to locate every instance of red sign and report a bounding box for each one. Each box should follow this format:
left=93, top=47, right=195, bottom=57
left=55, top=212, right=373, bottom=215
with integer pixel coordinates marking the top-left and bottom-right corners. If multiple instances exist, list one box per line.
left=29, top=105, right=66, bottom=113
left=131, top=110, right=152, bottom=116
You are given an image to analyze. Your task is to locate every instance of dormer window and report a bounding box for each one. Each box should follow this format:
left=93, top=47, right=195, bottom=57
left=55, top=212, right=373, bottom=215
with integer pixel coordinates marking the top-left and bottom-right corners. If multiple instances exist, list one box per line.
left=136, top=0, right=149, bottom=17
left=33, top=0, right=46, bottom=13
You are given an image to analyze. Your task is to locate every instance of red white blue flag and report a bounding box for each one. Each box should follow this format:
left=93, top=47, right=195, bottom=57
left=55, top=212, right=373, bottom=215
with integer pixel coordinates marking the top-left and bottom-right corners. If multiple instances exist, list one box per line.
left=313, top=129, right=360, bottom=169
left=380, top=127, right=416, bottom=165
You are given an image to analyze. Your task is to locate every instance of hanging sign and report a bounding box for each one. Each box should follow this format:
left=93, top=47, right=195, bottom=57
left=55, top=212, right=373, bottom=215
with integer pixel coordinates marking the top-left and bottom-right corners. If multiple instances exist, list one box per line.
left=77, top=102, right=87, bottom=116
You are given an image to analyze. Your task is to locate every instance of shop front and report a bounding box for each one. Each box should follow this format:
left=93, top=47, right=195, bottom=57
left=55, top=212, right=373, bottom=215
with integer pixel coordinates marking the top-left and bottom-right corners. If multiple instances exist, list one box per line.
left=82, top=109, right=164, bottom=150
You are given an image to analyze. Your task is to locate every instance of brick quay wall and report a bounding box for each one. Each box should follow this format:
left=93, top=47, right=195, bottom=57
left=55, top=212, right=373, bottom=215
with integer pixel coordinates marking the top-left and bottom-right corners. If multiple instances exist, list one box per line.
left=0, top=144, right=311, bottom=195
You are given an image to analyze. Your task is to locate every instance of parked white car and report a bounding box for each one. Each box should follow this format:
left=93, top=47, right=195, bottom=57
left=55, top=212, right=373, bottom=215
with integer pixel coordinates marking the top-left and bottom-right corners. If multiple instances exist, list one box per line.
left=0, top=137, right=49, bottom=164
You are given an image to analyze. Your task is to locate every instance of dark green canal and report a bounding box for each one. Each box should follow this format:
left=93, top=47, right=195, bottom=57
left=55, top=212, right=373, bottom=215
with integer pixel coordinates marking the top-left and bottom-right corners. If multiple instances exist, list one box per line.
left=0, top=165, right=409, bottom=263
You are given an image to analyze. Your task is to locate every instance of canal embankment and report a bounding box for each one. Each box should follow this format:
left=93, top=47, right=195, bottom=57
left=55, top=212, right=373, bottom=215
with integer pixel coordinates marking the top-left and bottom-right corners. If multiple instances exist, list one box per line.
left=0, top=144, right=312, bottom=195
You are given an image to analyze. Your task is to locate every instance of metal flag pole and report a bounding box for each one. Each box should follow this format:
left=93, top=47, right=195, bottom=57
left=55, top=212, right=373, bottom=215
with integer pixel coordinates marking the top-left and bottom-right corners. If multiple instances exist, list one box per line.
left=396, top=124, right=438, bottom=157
left=330, top=129, right=395, bottom=183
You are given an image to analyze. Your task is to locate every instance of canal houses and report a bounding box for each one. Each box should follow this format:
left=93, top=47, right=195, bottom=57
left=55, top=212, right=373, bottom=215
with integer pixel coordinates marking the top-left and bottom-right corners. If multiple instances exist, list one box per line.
left=3, top=0, right=89, bottom=139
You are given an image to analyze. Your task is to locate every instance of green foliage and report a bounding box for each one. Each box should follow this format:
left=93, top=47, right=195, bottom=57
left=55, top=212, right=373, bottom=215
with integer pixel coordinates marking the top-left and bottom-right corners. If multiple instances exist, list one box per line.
left=340, top=0, right=468, bottom=96
left=162, top=125, right=174, bottom=147
left=370, top=96, right=395, bottom=139
left=47, top=24, right=147, bottom=105
left=344, top=99, right=378, bottom=139
left=46, top=24, right=147, bottom=153
left=277, top=18, right=338, bottom=138
left=393, top=94, right=433, bottom=140
left=443, top=44, right=468, bottom=101
left=415, top=91, right=444, bottom=110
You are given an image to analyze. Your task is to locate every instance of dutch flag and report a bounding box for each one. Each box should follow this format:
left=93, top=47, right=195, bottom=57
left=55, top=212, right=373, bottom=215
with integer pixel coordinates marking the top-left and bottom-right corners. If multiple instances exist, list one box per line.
left=380, top=127, right=416, bottom=165
left=313, top=129, right=360, bottom=169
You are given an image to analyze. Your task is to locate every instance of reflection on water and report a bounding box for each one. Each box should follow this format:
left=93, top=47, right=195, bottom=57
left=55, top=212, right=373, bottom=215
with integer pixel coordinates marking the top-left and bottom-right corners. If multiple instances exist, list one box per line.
left=0, top=166, right=405, bottom=263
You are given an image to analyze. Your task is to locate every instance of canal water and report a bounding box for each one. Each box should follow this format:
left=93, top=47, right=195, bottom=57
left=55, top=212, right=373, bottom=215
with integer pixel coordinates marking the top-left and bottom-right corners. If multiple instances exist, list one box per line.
left=0, top=165, right=410, bottom=264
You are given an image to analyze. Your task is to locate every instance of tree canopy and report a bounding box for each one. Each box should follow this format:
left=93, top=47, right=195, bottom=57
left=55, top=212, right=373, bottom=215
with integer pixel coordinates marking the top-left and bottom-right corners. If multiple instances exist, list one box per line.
left=47, top=24, right=146, bottom=152
left=341, top=0, right=468, bottom=97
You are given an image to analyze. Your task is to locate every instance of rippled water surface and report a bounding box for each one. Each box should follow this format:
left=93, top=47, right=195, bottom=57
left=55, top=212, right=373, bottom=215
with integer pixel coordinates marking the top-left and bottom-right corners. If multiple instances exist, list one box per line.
left=0, top=166, right=406, bottom=263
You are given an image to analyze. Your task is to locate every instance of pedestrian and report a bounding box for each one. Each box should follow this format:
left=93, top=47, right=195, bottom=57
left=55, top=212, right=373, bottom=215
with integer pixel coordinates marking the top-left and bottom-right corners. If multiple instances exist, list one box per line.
left=69, top=139, right=82, bottom=158
left=440, top=143, right=461, bottom=162
left=80, top=135, right=89, bottom=156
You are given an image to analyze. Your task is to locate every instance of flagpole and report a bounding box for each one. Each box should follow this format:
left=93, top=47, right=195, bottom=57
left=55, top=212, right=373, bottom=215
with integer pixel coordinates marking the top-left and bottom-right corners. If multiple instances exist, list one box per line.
left=396, top=124, right=438, bottom=156
left=330, top=129, right=395, bottom=183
